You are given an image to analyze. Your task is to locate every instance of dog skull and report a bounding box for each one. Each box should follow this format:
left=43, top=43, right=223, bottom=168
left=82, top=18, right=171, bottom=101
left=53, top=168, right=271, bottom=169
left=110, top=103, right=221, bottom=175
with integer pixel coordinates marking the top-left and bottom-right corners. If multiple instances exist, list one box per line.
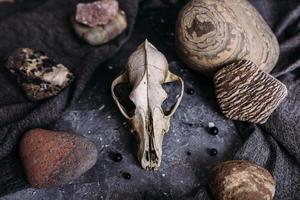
left=111, top=40, right=184, bottom=170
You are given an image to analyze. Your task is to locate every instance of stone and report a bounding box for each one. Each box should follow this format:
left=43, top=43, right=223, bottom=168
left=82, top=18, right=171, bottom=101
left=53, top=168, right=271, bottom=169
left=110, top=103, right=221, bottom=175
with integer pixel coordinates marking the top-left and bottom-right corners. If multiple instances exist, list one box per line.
left=19, top=128, right=98, bottom=188
left=75, top=0, right=119, bottom=27
left=6, top=48, right=73, bottom=100
left=214, top=60, right=287, bottom=124
left=72, top=10, right=127, bottom=46
left=176, top=0, right=279, bottom=76
left=209, top=160, right=276, bottom=200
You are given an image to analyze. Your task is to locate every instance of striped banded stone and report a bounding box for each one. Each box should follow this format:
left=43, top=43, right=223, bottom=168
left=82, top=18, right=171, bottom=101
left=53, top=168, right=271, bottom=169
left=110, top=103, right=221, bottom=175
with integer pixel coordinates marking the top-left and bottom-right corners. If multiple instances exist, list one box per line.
left=176, top=0, right=279, bottom=76
left=214, top=60, right=287, bottom=124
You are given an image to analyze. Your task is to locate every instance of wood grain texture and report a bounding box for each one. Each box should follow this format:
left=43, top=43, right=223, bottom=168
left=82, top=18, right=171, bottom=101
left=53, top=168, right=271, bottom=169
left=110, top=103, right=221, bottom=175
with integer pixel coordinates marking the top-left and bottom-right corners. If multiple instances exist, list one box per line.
left=176, top=0, right=279, bottom=76
left=214, top=60, right=287, bottom=124
left=210, top=160, right=276, bottom=200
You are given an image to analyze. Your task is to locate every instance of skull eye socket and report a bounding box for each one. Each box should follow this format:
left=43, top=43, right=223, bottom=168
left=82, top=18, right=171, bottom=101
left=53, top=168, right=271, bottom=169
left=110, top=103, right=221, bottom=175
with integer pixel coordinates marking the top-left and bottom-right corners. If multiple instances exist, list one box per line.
left=113, top=82, right=136, bottom=117
left=162, top=80, right=182, bottom=115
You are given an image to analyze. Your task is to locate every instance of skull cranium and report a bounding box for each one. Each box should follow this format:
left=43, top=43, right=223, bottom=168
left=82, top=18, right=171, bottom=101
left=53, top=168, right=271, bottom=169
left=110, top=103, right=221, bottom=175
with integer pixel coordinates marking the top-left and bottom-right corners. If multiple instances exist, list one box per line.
left=111, top=40, right=184, bottom=170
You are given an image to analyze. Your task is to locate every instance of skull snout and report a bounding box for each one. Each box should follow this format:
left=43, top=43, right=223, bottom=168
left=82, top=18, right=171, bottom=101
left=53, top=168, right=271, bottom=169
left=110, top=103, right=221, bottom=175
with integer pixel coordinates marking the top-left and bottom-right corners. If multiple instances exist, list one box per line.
left=132, top=107, right=169, bottom=170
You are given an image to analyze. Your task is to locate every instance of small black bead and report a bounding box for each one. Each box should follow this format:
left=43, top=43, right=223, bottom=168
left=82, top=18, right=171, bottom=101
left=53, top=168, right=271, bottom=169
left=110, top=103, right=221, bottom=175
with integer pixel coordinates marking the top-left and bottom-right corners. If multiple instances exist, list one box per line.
left=208, top=148, right=218, bottom=156
left=110, top=152, right=123, bottom=162
left=186, top=151, right=191, bottom=156
left=186, top=88, right=195, bottom=95
left=122, top=172, right=131, bottom=180
left=209, top=127, right=219, bottom=135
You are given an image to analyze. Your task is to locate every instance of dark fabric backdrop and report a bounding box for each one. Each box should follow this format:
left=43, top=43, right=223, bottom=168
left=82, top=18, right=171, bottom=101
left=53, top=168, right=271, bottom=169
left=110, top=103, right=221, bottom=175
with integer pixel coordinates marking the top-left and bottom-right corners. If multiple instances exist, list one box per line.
left=0, top=0, right=138, bottom=196
left=0, top=0, right=300, bottom=200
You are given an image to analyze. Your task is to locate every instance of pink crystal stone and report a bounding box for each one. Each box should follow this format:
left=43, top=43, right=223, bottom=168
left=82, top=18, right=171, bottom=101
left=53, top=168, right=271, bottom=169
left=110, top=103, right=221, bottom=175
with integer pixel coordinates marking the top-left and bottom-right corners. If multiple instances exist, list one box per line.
left=75, top=0, right=119, bottom=28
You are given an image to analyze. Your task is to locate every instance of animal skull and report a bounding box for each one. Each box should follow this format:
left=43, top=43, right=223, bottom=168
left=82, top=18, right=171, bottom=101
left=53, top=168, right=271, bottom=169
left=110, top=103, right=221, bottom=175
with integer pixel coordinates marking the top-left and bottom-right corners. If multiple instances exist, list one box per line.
left=111, top=40, right=184, bottom=170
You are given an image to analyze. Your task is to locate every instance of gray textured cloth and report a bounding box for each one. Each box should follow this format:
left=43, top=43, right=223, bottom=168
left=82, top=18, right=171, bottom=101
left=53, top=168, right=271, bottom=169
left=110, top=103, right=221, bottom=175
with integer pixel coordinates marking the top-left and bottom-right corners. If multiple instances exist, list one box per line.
left=0, top=0, right=138, bottom=196
left=0, top=0, right=299, bottom=199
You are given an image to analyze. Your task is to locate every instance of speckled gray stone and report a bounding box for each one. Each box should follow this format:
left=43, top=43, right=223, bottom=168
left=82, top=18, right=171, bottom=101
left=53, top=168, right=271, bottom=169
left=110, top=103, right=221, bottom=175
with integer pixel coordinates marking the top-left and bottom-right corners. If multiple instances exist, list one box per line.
left=6, top=48, right=73, bottom=101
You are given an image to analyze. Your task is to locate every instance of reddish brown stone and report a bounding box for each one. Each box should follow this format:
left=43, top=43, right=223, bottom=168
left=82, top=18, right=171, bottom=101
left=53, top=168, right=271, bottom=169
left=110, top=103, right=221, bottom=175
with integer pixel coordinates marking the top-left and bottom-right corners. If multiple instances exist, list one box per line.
left=19, top=129, right=98, bottom=188
left=75, top=0, right=119, bottom=27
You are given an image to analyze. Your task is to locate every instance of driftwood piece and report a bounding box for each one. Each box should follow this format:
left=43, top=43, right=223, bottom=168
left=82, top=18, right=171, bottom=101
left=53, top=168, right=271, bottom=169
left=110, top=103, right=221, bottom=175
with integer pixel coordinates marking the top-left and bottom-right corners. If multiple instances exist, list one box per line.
left=111, top=40, right=184, bottom=170
left=176, top=0, right=279, bottom=76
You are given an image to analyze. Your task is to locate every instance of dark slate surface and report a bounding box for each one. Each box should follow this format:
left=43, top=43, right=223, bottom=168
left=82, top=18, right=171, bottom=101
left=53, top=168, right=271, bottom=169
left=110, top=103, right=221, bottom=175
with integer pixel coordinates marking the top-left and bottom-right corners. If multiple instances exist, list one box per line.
left=0, top=1, right=242, bottom=200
